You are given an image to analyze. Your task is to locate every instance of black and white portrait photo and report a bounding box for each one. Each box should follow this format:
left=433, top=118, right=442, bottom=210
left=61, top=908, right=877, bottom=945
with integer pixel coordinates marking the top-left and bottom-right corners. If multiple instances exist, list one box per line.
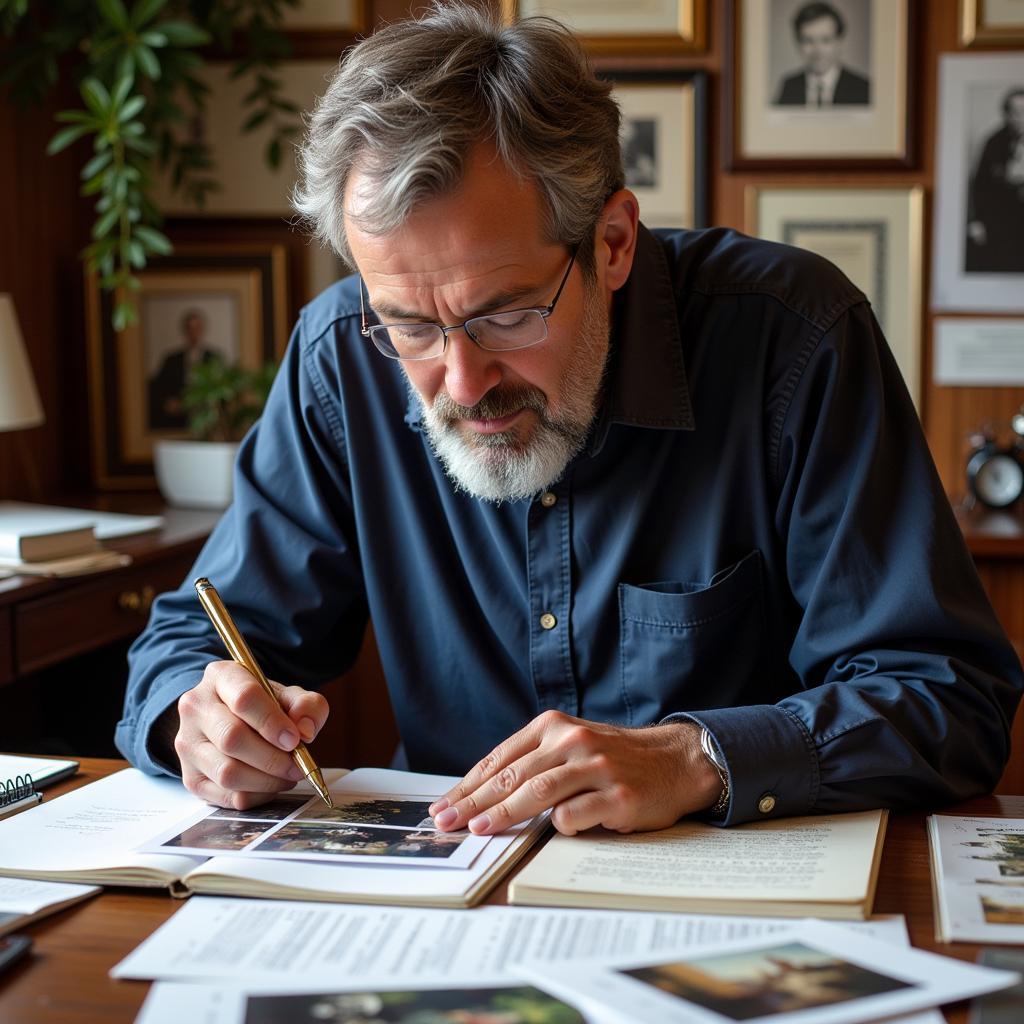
left=966, top=85, right=1024, bottom=274
left=621, top=117, right=658, bottom=188
left=770, top=0, right=872, bottom=108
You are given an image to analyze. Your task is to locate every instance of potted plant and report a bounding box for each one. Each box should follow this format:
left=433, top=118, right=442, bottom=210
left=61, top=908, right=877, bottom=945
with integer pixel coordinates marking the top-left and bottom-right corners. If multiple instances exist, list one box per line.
left=154, top=355, right=276, bottom=508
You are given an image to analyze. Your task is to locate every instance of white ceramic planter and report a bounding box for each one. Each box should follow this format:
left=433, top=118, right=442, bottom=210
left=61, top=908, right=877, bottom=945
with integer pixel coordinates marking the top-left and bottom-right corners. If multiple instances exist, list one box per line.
left=153, top=439, right=240, bottom=509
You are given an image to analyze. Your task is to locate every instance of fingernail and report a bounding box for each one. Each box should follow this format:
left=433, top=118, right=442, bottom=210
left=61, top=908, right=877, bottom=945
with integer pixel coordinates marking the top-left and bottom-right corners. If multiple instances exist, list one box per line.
left=468, top=813, right=491, bottom=834
left=429, top=798, right=449, bottom=815
left=279, top=729, right=298, bottom=750
left=434, top=807, right=458, bottom=829
left=298, top=717, right=316, bottom=742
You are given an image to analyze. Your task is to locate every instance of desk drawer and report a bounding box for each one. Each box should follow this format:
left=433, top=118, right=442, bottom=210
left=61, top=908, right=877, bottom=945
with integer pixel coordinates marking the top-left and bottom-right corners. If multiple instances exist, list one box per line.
left=14, top=556, right=194, bottom=676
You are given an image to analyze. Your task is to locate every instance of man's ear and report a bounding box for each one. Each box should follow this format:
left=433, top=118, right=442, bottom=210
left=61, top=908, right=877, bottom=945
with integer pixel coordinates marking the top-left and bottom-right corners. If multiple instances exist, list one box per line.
left=596, top=189, right=640, bottom=293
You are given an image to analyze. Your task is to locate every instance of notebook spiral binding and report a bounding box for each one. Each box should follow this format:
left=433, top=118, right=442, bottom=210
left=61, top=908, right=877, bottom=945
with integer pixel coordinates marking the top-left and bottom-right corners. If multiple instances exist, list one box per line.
left=0, top=773, right=36, bottom=807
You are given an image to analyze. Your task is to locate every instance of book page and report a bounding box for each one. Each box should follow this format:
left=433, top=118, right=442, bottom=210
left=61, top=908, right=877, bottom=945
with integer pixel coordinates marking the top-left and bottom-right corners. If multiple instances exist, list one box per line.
left=513, top=811, right=886, bottom=903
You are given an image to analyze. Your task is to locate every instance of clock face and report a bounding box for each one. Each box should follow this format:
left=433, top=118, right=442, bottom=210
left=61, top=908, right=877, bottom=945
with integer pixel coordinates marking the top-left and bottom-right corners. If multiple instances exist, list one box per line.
left=973, top=453, right=1024, bottom=508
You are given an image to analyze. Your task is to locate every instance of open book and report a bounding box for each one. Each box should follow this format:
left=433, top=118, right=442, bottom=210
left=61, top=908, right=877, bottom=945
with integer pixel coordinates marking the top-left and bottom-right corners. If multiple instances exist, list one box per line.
left=508, top=809, right=888, bottom=920
left=0, top=768, right=547, bottom=909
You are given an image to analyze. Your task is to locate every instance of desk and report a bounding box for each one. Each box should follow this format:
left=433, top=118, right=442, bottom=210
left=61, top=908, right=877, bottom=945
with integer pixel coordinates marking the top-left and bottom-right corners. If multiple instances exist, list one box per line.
left=0, top=759, right=1020, bottom=1024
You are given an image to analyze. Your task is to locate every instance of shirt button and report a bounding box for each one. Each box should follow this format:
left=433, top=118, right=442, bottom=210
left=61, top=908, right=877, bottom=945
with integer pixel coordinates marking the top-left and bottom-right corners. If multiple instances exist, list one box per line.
left=540, top=492, right=557, bottom=508
left=758, top=794, right=776, bottom=814
left=539, top=612, right=557, bottom=630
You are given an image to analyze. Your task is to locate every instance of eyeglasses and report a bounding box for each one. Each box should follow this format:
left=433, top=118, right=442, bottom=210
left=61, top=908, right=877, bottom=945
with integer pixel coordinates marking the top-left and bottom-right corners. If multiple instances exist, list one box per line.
left=359, top=246, right=578, bottom=361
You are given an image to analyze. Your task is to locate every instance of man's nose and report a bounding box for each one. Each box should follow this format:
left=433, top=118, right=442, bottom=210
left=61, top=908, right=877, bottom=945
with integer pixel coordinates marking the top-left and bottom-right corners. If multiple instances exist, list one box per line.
left=442, top=329, right=502, bottom=409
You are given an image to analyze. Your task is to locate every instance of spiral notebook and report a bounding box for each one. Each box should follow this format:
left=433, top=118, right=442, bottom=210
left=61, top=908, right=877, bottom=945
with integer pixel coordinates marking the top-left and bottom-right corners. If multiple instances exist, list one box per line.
left=0, top=755, right=79, bottom=820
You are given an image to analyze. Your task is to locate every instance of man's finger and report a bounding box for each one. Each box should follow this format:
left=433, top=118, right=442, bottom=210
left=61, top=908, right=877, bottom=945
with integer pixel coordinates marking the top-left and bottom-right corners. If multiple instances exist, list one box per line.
left=212, top=664, right=302, bottom=752
left=192, top=734, right=301, bottom=797
left=276, top=684, right=330, bottom=743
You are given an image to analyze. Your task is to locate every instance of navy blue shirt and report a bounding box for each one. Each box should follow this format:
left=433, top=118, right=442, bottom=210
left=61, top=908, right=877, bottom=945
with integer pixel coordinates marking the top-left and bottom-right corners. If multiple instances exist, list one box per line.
left=118, top=226, right=1023, bottom=825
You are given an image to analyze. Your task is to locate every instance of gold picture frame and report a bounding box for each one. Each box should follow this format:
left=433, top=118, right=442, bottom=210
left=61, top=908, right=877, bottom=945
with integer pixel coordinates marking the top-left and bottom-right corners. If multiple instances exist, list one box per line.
left=961, top=0, right=1024, bottom=46
left=281, top=0, right=369, bottom=58
left=501, top=0, right=706, bottom=53
left=86, top=243, right=291, bottom=489
left=745, top=184, right=924, bottom=408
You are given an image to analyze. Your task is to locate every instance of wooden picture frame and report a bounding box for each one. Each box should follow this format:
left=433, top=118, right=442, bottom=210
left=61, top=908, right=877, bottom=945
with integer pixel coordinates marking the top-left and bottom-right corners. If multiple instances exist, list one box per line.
left=600, top=70, right=708, bottom=230
left=86, top=236, right=294, bottom=489
left=961, top=0, right=1024, bottom=47
left=725, top=0, right=916, bottom=169
left=281, top=0, right=368, bottom=59
left=746, top=184, right=924, bottom=408
left=933, top=53, right=1024, bottom=311
left=502, top=0, right=707, bottom=53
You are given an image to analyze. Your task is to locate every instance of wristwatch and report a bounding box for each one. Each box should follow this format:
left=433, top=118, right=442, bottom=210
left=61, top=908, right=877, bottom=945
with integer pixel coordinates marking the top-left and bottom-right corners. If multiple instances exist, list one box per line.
left=699, top=727, right=731, bottom=818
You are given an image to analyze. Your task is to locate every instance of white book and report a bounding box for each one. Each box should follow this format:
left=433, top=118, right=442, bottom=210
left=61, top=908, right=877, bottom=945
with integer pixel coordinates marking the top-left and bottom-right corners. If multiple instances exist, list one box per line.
left=0, top=501, right=164, bottom=541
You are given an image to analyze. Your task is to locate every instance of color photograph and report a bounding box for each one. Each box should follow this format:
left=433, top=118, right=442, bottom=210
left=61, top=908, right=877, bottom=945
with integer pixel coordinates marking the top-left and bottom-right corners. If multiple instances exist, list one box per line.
left=161, top=819, right=271, bottom=852
left=253, top=822, right=470, bottom=859
left=210, top=795, right=309, bottom=821
left=297, top=796, right=435, bottom=829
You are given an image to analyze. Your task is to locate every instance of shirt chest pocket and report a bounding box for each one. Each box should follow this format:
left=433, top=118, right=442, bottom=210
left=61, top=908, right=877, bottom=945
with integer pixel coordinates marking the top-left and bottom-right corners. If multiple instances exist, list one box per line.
left=617, top=549, right=766, bottom=726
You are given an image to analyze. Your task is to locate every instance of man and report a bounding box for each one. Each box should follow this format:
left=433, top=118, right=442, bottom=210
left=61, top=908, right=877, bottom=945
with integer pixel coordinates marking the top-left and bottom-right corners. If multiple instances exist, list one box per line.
left=118, top=4, right=1021, bottom=836
left=966, top=87, right=1024, bottom=274
left=148, top=308, right=218, bottom=430
left=775, top=2, right=870, bottom=107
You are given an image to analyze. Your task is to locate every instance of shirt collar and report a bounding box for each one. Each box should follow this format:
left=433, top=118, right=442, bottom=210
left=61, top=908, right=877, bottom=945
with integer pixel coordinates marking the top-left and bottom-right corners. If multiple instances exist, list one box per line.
left=404, top=223, right=695, bottom=443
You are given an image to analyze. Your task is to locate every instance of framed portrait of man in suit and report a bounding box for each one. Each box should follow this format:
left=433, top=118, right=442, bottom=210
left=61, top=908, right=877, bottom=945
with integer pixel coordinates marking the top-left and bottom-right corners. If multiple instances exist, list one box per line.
left=725, top=0, right=915, bottom=169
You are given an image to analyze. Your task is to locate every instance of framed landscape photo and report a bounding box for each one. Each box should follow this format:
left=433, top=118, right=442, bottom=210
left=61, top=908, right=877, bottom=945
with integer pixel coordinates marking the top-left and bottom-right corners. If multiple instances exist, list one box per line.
left=933, top=53, right=1024, bottom=311
left=602, top=71, right=708, bottom=229
left=746, top=185, right=924, bottom=407
left=86, top=242, right=291, bottom=489
left=726, top=0, right=915, bottom=169
left=502, top=0, right=707, bottom=53
left=961, top=0, right=1024, bottom=46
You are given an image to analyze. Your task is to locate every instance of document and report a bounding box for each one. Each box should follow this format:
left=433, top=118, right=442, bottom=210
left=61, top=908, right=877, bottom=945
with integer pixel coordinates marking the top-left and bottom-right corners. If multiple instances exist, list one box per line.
left=509, top=810, right=888, bottom=919
left=513, top=919, right=1020, bottom=1024
left=928, top=814, right=1024, bottom=943
left=0, top=876, right=99, bottom=937
left=126, top=902, right=942, bottom=1024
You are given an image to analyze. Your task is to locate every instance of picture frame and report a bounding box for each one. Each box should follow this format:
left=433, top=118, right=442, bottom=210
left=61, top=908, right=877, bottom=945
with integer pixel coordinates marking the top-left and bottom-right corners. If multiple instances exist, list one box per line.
left=280, top=0, right=368, bottom=59
left=746, top=185, right=924, bottom=408
left=961, top=0, right=1024, bottom=46
left=86, top=237, right=294, bottom=489
left=502, top=1, right=707, bottom=53
left=932, top=53, right=1024, bottom=311
left=600, top=70, right=708, bottom=230
left=725, top=0, right=916, bottom=169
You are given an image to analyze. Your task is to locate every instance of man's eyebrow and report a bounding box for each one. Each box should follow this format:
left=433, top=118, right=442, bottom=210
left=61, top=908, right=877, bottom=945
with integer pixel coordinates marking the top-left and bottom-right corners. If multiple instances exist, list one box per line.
left=369, top=281, right=550, bottom=323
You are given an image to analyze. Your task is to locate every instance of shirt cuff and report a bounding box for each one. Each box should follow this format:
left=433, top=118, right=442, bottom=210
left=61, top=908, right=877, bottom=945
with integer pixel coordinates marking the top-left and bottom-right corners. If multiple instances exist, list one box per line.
left=115, top=671, right=200, bottom=778
left=661, top=705, right=819, bottom=826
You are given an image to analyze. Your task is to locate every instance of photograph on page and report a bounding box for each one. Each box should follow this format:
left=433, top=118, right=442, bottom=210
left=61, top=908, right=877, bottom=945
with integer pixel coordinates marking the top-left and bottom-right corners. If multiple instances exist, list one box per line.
left=511, top=919, right=1020, bottom=1024
left=139, top=791, right=488, bottom=868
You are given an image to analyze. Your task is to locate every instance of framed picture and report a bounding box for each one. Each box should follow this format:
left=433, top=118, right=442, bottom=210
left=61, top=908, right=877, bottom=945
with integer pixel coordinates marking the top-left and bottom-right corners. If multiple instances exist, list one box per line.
left=961, top=0, right=1024, bottom=46
left=601, top=71, right=708, bottom=229
left=281, top=0, right=368, bottom=59
left=502, top=1, right=707, bottom=53
left=86, top=239, right=293, bottom=489
left=933, top=53, right=1024, bottom=311
left=746, top=185, right=924, bottom=408
left=725, top=0, right=915, bottom=169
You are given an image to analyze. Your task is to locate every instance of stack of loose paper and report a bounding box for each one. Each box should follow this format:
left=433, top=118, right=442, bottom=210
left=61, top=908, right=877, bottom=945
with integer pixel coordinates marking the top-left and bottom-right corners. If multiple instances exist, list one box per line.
left=0, top=876, right=99, bottom=937
left=0, top=753, right=79, bottom=789
left=929, top=814, right=1024, bottom=943
left=0, top=767, right=547, bottom=908
left=117, top=897, right=1014, bottom=1024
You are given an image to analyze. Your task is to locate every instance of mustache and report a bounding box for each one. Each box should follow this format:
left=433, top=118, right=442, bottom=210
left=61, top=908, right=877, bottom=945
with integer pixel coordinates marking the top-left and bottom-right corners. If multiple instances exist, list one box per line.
left=431, top=383, right=547, bottom=424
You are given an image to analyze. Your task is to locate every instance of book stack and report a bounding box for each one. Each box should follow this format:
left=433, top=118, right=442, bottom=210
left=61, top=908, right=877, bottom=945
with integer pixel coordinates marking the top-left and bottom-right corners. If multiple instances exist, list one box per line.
left=0, top=505, right=132, bottom=577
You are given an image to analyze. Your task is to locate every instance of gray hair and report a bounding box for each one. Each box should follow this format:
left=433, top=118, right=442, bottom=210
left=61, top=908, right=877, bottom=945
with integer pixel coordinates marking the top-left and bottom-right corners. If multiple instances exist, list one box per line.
left=292, top=2, right=623, bottom=276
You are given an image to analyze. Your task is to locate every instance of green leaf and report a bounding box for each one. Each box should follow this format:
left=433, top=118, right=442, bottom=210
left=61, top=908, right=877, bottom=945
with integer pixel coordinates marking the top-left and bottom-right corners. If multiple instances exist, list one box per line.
left=55, top=109, right=97, bottom=125
left=81, top=78, right=111, bottom=116
left=118, top=94, right=145, bottom=121
left=139, top=30, right=167, bottom=48
left=111, top=71, right=134, bottom=108
left=130, top=0, right=167, bottom=30
left=113, top=299, right=136, bottom=332
left=47, top=123, right=90, bottom=155
left=134, top=224, right=172, bottom=254
left=267, top=137, right=281, bottom=168
left=115, top=49, right=135, bottom=85
left=153, top=19, right=209, bottom=47
left=93, top=206, right=120, bottom=239
left=81, top=150, right=113, bottom=179
left=135, top=43, right=160, bottom=80
left=242, top=109, right=268, bottom=132
left=128, top=239, right=146, bottom=268
left=97, top=0, right=130, bottom=32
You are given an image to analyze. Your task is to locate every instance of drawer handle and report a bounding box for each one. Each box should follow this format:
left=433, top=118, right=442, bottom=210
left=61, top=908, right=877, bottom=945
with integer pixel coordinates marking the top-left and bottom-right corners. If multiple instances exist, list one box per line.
left=118, top=585, right=155, bottom=615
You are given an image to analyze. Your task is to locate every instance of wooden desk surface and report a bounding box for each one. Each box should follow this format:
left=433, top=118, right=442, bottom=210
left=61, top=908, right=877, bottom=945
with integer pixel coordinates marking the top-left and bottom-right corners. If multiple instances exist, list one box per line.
left=0, top=759, right=1020, bottom=1024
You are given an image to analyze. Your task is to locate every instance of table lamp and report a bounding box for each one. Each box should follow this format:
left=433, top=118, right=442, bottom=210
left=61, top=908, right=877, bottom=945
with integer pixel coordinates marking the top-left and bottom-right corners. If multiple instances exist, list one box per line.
left=0, top=293, right=45, bottom=497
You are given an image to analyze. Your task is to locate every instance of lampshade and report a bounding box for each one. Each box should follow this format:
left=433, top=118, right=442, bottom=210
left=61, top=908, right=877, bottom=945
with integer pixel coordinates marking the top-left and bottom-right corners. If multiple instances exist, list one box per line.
left=0, top=293, right=45, bottom=432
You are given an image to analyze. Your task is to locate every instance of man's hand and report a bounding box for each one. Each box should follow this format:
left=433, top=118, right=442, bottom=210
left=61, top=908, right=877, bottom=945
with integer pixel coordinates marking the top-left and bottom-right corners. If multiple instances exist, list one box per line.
left=174, top=661, right=329, bottom=810
left=428, top=711, right=721, bottom=836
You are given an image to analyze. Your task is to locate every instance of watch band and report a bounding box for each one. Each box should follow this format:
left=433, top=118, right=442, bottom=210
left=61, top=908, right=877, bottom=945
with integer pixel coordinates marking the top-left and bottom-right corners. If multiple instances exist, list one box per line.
left=699, top=727, right=730, bottom=818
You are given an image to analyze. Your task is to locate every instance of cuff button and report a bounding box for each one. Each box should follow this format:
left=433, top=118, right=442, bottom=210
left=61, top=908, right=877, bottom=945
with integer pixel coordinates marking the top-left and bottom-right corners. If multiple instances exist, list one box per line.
left=757, top=794, right=776, bottom=814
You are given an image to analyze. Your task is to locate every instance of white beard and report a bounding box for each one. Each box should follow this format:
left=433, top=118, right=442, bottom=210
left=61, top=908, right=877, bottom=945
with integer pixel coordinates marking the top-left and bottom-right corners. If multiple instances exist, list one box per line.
left=412, top=283, right=610, bottom=504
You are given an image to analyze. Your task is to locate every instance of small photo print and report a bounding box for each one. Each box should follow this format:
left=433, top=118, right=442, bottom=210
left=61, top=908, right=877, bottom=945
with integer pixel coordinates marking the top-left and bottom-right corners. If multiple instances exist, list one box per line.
left=620, top=940, right=913, bottom=1020
left=243, top=985, right=585, bottom=1024
left=982, top=894, right=1024, bottom=925
left=297, top=796, right=435, bottom=829
left=162, top=818, right=272, bottom=851
left=253, top=821, right=470, bottom=859
left=211, top=795, right=309, bottom=821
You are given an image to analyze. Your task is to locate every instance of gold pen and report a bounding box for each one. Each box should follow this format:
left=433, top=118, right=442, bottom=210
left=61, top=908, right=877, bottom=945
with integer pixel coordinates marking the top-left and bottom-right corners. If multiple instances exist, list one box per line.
left=194, top=577, right=334, bottom=809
